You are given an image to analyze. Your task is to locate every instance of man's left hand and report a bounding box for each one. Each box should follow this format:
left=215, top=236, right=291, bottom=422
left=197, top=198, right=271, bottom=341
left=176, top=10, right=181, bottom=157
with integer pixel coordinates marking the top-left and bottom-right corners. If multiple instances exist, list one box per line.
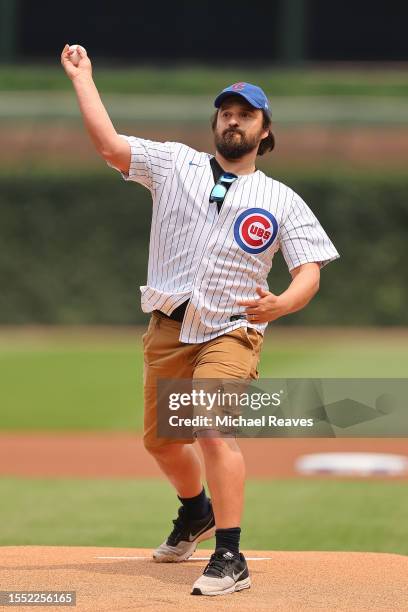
left=236, top=287, right=291, bottom=323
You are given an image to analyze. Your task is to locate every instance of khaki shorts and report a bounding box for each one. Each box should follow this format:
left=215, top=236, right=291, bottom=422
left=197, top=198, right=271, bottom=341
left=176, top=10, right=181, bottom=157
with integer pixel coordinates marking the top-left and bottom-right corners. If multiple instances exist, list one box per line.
left=142, top=311, right=263, bottom=451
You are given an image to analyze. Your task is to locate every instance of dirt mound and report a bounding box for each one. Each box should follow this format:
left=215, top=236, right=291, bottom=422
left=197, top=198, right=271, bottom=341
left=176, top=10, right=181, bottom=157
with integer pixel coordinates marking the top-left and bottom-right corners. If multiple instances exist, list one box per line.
left=1, top=546, right=407, bottom=611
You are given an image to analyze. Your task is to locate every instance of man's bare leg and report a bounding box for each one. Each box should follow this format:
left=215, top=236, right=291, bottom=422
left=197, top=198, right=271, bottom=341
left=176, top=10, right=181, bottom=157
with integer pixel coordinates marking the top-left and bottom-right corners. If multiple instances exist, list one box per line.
left=145, top=442, right=203, bottom=498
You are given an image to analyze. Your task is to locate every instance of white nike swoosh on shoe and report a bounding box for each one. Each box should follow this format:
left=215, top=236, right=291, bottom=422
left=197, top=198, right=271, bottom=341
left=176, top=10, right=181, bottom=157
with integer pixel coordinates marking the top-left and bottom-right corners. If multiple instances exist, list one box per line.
left=232, top=568, right=246, bottom=581
left=187, top=519, right=214, bottom=542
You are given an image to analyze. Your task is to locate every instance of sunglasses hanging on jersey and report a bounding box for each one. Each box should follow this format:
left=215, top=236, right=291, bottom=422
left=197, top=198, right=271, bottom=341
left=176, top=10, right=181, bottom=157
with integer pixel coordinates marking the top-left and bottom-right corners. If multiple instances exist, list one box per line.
left=209, top=172, right=238, bottom=205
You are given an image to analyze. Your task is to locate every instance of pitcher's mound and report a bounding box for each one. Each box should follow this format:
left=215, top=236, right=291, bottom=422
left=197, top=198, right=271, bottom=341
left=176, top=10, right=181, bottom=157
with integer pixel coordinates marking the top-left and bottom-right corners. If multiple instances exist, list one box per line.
left=0, top=546, right=407, bottom=611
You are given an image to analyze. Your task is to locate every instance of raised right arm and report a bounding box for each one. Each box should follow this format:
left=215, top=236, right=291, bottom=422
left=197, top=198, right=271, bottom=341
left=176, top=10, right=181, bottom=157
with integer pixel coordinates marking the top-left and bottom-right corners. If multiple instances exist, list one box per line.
left=60, top=44, right=130, bottom=173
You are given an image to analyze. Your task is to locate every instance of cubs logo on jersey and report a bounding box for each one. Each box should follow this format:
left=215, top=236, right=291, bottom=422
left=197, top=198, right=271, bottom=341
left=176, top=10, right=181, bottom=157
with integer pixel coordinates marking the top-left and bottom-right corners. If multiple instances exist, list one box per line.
left=233, top=208, right=279, bottom=254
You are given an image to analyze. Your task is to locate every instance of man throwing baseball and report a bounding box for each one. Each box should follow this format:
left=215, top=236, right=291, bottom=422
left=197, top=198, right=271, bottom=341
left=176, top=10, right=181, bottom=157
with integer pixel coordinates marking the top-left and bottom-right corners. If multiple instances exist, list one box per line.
left=61, top=44, right=339, bottom=597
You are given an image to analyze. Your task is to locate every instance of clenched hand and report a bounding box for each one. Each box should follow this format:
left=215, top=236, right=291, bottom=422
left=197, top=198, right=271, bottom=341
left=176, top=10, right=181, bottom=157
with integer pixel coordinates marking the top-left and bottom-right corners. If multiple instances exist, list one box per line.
left=60, top=44, right=92, bottom=80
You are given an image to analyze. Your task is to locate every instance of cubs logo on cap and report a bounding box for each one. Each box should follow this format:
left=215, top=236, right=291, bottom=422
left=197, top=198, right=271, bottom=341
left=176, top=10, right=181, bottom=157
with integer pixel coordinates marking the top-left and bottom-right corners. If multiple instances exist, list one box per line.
left=234, top=208, right=278, bottom=254
left=214, top=82, right=271, bottom=117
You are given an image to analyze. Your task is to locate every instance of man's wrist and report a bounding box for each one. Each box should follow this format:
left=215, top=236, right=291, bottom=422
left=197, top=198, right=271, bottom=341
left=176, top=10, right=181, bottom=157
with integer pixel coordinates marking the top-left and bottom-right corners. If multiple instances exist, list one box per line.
left=72, top=72, right=93, bottom=87
left=277, top=292, right=295, bottom=315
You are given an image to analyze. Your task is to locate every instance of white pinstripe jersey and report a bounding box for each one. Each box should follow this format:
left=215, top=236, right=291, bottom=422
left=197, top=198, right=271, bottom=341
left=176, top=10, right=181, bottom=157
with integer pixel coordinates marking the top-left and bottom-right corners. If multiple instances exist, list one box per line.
left=109, top=135, right=339, bottom=344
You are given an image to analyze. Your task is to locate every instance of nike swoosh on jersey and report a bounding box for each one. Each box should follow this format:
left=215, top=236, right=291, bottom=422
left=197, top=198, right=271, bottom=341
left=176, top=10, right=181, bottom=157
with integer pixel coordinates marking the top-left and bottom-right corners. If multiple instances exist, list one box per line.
left=232, top=568, right=246, bottom=581
left=188, top=161, right=204, bottom=166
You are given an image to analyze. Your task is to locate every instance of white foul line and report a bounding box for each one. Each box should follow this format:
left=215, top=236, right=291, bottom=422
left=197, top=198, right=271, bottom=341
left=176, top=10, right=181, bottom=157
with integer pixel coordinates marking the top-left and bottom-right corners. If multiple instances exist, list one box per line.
left=96, top=556, right=272, bottom=561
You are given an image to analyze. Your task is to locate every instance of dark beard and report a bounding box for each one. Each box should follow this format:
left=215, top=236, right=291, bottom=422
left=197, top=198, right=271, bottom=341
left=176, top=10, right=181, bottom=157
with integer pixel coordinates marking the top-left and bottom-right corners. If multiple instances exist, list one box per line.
left=214, top=128, right=260, bottom=160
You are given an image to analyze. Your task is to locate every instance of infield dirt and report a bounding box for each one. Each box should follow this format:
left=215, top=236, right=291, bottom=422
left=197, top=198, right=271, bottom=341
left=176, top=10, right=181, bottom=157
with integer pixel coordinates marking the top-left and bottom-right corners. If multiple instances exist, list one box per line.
left=1, top=546, right=407, bottom=611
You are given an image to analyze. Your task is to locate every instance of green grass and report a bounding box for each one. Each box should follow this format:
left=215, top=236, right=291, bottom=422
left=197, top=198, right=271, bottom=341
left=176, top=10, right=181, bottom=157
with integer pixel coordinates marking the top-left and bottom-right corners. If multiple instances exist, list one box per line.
left=1, top=66, right=408, bottom=96
left=259, top=343, right=408, bottom=378
left=1, top=330, right=407, bottom=431
left=0, top=347, right=144, bottom=431
left=0, top=478, right=406, bottom=555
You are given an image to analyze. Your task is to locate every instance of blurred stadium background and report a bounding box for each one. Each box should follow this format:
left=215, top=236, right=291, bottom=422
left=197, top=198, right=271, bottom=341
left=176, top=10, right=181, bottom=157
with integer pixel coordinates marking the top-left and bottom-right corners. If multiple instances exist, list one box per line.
left=0, top=0, right=407, bottom=554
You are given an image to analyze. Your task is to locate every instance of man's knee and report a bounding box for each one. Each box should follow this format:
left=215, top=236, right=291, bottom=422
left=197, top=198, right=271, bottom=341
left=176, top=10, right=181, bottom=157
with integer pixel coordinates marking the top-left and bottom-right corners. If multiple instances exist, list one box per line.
left=143, top=435, right=190, bottom=458
left=197, top=434, right=240, bottom=454
left=143, top=434, right=166, bottom=457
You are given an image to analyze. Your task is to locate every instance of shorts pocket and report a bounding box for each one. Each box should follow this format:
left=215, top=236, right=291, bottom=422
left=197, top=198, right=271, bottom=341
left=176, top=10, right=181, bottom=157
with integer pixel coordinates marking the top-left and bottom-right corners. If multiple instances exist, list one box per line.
left=240, top=326, right=262, bottom=349
left=142, top=316, right=155, bottom=353
left=244, top=327, right=263, bottom=379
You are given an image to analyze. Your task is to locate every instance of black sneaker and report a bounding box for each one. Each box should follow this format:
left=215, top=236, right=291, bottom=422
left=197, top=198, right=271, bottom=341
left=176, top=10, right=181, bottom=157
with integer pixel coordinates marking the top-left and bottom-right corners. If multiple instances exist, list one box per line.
left=191, top=547, right=251, bottom=596
left=152, top=501, right=215, bottom=563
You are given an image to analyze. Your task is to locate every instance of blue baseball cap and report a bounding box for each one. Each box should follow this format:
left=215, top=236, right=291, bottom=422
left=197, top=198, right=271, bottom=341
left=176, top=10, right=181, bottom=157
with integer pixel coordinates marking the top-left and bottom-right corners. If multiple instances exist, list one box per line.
left=214, top=82, right=271, bottom=117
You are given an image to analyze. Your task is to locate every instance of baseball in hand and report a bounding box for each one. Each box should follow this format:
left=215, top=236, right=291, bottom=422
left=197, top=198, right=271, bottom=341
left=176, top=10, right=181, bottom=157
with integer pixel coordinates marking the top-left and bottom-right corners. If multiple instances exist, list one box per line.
left=68, top=44, right=86, bottom=66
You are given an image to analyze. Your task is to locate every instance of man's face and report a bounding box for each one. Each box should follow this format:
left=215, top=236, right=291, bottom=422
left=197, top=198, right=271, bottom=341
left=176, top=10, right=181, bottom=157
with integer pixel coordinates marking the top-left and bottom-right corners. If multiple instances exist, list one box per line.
left=214, top=97, right=269, bottom=160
